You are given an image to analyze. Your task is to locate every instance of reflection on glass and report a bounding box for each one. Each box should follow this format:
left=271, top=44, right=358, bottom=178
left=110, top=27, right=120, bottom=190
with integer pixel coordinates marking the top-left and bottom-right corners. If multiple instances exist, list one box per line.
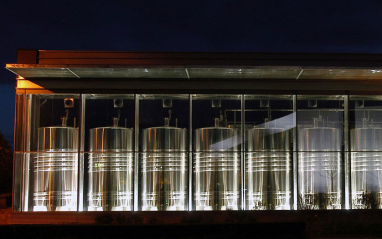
left=351, top=126, right=382, bottom=209
left=140, top=95, right=188, bottom=211
left=84, top=95, right=135, bottom=211
left=194, top=120, right=240, bottom=210
left=351, top=98, right=382, bottom=209
left=141, top=126, right=187, bottom=211
left=245, top=95, right=292, bottom=210
left=193, top=95, right=241, bottom=210
left=20, top=92, right=382, bottom=212
left=247, top=127, right=290, bottom=210
left=13, top=153, right=23, bottom=211
left=298, top=116, right=342, bottom=210
left=88, top=117, right=134, bottom=211
left=34, top=118, right=78, bottom=211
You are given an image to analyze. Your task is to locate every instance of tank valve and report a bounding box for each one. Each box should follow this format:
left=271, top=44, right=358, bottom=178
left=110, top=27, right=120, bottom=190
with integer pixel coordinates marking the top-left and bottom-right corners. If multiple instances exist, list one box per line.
left=61, top=117, right=67, bottom=127
left=61, top=109, right=69, bottom=127
left=113, top=117, right=119, bottom=127
left=113, top=110, right=121, bottom=127
left=164, top=109, right=172, bottom=127
left=164, top=118, right=170, bottom=127
left=214, top=118, right=220, bottom=127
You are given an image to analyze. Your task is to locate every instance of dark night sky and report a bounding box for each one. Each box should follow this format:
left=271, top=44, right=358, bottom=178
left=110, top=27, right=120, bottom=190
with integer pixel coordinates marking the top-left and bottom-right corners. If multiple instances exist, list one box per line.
left=1, top=0, right=382, bottom=146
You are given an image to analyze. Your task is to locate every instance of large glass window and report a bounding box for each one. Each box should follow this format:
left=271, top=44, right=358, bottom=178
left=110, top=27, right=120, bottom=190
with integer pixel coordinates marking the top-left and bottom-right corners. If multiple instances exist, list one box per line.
left=244, top=95, right=293, bottom=210
left=27, top=94, right=80, bottom=212
left=350, top=96, right=382, bottom=209
left=297, top=96, right=344, bottom=210
left=192, top=94, right=241, bottom=210
left=138, top=94, right=189, bottom=211
left=14, top=93, right=382, bottom=212
left=84, top=94, right=135, bottom=211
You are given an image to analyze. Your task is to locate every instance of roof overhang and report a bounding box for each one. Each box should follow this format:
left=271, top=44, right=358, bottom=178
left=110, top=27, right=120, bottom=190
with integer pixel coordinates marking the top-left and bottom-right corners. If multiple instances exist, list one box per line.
left=6, top=64, right=382, bottom=80
left=6, top=51, right=382, bottom=80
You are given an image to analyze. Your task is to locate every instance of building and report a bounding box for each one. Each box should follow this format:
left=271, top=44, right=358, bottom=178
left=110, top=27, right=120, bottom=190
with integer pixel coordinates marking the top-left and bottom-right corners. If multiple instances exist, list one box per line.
left=5, top=50, right=382, bottom=236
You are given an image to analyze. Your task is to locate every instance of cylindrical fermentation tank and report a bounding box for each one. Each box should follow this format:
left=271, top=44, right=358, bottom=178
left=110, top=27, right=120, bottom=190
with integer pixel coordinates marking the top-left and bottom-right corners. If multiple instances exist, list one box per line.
left=141, top=126, right=187, bottom=211
left=247, top=127, right=290, bottom=210
left=351, top=122, right=382, bottom=209
left=194, top=125, right=240, bottom=210
left=34, top=124, right=78, bottom=211
left=298, top=121, right=341, bottom=210
left=88, top=122, right=134, bottom=211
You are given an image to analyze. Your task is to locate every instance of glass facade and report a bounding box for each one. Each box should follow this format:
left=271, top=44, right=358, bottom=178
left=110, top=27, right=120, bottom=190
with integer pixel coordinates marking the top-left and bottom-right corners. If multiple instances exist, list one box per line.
left=297, top=96, right=344, bottom=210
left=350, top=96, right=382, bottom=209
left=13, top=93, right=382, bottom=211
left=192, top=95, right=241, bottom=211
left=21, top=94, right=80, bottom=212
left=245, top=95, right=293, bottom=210
left=84, top=94, right=135, bottom=212
left=138, top=94, right=189, bottom=211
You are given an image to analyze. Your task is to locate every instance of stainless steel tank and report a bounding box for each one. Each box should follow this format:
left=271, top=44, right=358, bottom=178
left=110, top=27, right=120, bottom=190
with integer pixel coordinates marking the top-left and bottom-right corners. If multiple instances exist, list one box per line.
left=246, top=127, right=290, bottom=210
left=88, top=126, right=134, bottom=211
left=351, top=127, right=382, bottom=209
left=141, top=127, right=187, bottom=211
left=298, top=126, right=341, bottom=210
left=194, top=127, right=240, bottom=210
left=33, top=126, right=78, bottom=211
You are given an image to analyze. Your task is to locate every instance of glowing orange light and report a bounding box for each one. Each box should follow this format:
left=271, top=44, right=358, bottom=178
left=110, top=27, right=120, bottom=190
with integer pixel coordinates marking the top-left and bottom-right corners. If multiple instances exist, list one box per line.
left=16, top=80, right=44, bottom=89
